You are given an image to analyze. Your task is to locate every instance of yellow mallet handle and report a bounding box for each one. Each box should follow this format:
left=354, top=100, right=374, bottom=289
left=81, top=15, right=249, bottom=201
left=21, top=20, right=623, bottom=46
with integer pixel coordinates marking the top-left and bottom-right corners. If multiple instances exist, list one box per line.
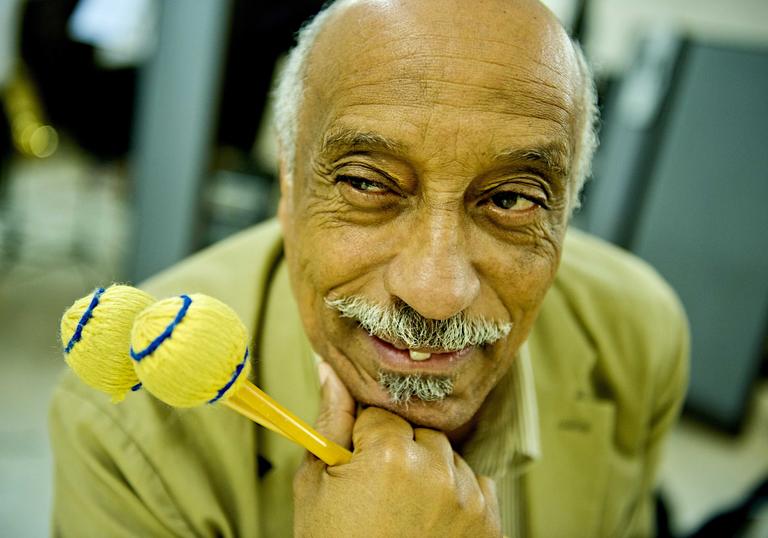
left=228, top=379, right=352, bottom=466
left=223, top=394, right=294, bottom=440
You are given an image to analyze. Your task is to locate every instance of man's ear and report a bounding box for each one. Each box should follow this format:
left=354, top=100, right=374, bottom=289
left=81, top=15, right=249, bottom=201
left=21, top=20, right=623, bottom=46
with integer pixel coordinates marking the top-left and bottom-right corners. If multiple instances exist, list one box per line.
left=277, top=145, right=290, bottom=195
left=277, top=150, right=292, bottom=232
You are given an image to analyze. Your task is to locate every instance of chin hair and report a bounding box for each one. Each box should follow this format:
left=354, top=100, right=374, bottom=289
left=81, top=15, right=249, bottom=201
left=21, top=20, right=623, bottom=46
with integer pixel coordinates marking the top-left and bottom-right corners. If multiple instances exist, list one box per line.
left=377, top=370, right=454, bottom=405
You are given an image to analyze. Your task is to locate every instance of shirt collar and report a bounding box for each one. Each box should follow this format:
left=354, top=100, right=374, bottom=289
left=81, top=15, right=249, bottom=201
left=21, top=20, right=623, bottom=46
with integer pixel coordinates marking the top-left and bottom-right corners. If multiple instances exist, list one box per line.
left=460, top=341, right=541, bottom=479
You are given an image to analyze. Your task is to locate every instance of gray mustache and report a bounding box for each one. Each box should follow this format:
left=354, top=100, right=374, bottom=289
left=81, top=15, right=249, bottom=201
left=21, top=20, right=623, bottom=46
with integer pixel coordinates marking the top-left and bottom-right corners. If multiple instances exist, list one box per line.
left=325, top=296, right=512, bottom=350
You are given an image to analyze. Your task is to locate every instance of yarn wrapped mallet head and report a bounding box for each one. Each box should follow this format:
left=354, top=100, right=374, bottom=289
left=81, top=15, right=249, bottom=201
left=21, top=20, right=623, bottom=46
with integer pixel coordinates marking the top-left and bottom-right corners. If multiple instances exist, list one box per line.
left=130, top=293, right=251, bottom=407
left=60, top=285, right=155, bottom=402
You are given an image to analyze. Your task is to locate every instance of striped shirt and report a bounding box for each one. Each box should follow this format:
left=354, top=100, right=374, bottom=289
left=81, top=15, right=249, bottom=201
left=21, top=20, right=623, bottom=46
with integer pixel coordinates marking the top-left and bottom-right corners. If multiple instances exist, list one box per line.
left=461, top=342, right=540, bottom=538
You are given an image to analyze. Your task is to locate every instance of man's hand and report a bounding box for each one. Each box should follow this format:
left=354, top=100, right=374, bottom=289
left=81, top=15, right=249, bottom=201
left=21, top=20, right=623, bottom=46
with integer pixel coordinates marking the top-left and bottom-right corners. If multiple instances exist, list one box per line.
left=293, top=362, right=502, bottom=537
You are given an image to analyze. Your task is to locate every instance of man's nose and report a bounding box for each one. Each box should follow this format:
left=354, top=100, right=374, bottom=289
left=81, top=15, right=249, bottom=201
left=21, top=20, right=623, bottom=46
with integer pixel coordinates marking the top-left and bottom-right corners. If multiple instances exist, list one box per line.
left=384, top=213, right=480, bottom=320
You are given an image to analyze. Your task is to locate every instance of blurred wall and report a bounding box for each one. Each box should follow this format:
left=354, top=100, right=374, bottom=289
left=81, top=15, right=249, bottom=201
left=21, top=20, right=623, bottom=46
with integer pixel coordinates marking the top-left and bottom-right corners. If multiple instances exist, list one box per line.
left=585, top=0, right=768, bottom=75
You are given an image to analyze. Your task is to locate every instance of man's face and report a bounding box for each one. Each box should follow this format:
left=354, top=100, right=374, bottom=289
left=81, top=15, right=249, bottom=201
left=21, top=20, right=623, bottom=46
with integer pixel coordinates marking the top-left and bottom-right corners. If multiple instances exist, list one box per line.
left=280, top=0, right=580, bottom=432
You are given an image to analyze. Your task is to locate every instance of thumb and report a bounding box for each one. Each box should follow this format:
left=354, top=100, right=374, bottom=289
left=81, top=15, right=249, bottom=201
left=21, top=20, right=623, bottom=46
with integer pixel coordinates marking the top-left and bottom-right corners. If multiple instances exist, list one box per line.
left=315, top=361, right=356, bottom=450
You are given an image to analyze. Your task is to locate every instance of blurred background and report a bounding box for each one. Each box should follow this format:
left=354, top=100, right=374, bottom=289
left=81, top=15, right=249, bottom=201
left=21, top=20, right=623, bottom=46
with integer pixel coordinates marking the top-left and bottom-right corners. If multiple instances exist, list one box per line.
left=0, top=0, right=766, bottom=536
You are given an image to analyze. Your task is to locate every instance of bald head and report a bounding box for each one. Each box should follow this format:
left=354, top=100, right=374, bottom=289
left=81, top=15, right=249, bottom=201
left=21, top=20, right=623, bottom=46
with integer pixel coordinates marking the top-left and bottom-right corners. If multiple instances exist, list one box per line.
left=274, top=0, right=597, bottom=210
left=312, top=0, right=577, bottom=77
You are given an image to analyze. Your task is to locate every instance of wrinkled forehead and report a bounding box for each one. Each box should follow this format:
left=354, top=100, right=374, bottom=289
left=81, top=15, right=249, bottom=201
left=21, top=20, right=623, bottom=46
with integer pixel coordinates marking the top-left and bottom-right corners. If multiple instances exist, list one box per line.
left=301, top=0, right=581, bottom=161
left=310, top=0, right=577, bottom=75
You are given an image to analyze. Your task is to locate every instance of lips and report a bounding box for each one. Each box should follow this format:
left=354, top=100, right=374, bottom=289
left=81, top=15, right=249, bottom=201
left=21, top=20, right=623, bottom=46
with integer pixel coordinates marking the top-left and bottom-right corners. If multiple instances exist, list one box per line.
left=367, top=332, right=474, bottom=373
left=377, top=335, right=462, bottom=356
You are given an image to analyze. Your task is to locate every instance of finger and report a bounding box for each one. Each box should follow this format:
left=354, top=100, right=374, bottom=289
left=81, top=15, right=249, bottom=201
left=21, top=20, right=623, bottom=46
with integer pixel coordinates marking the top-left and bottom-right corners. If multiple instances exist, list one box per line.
left=478, top=475, right=498, bottom=503
left=452, top=452, right=490, bottom=509
left=314, top=361, right=356, bottom=450
left=453, top=449, right=474, bottom=475
left=352, top=407, right=414, bottom=452
left=413, top=427, right=453, bottom=463
left=477, top=475, right=501, bottom=520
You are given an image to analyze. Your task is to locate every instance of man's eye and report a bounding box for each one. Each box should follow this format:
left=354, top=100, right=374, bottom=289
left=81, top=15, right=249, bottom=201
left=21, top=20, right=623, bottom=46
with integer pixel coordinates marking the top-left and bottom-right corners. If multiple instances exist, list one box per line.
left=489, top=192, right=537, bottom=211
left=340, top=176, right=388, bottom=194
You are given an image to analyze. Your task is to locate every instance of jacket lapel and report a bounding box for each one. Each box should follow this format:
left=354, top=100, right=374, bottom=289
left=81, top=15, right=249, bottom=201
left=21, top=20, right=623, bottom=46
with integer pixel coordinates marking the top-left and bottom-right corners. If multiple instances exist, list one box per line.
left=256, top=261, right=319, bottom=536
left=525, top=279, right=616, bottom=537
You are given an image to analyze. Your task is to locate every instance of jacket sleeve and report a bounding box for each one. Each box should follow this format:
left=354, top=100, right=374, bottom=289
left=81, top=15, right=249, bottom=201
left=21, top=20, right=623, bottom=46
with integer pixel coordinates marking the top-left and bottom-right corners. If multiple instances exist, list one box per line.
left=624, top=300, right=690, bottom=538
left=49, top=385, right=193, bottom=538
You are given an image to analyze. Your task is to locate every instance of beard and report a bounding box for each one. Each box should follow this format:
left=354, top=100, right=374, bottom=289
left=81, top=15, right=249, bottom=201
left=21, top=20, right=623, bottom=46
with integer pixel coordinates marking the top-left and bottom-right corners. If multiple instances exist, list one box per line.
left=377, top=370, right=454, bottom=404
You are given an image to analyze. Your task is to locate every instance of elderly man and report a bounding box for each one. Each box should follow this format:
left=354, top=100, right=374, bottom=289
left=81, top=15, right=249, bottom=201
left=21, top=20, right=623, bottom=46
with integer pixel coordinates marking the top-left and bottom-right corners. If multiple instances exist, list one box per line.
left=50, top=0, right=688, bottom=536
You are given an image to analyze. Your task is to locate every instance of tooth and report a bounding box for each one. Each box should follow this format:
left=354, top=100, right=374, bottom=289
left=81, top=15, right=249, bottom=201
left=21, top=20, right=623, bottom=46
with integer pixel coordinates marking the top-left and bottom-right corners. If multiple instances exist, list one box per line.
left=409, top=350, right=431, bottom=361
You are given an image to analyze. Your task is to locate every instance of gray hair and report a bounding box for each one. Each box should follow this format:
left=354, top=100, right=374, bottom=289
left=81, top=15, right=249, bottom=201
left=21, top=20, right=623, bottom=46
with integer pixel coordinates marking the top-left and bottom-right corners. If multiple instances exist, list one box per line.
left=570, top=43, right=599, bottom=211
left=378, top=370, right=454, bottom=404
left=273, top=0, right=599, bottom=211
left=273, top=0, right=355, bottom=184
left=325, top=295, right=512, bottom=351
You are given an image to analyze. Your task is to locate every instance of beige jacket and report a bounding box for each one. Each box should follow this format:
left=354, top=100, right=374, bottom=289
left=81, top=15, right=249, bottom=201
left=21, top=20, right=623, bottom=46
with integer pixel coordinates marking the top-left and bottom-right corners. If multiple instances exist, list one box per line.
left=50, top=219, right=688, bottom=537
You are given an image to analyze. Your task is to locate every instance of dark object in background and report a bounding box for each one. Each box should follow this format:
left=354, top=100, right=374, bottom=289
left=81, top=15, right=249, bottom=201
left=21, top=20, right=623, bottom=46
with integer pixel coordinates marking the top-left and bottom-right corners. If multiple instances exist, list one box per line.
left=688, top=476, right=768, bottom=537
left=204, top=1, right=326, bottom=245
left=217, top=1, right=325, bottom=153
left=0, top=105, right=9, bottom=168
left=17, top=0, right=326, bottom=266
left=655, top=491, right=675, bottom=538
left=583, top=36, right=768, bottom=433
left=0, top=108, right=12, bottom=259
left=20, top=0, right=136, bottom=160
left=0, top=94, right=19, bottom=268
left=19, top=0, right=326, bottom=162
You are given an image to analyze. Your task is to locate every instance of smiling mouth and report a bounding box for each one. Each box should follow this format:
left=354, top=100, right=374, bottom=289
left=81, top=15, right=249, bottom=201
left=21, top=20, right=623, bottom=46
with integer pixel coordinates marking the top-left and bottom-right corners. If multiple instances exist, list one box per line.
left=366, top=332, right=474, bottom=373
left=376, top=335, right=465, bottom=361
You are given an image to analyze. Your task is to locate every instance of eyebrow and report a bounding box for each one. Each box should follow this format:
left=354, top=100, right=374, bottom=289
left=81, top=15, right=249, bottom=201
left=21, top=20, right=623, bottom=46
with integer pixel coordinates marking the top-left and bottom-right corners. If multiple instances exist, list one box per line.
left=320, top=129, right=407, bottom=156
left=492, top=143, right=570, bottom=177
left=320, top=128, right=570, bottom=178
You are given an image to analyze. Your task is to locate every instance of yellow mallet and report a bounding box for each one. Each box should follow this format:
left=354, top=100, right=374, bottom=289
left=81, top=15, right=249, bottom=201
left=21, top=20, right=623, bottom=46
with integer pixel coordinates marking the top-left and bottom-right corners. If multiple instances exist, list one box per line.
left=60, top=287, right=351, bottom=466
left=130, top=293, right=351, bottom=466
left=61, top=285, right=155, bottom=402
left=62, top=288, right=291, bottom=435
left=61, top=287, right=288, bottom=439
